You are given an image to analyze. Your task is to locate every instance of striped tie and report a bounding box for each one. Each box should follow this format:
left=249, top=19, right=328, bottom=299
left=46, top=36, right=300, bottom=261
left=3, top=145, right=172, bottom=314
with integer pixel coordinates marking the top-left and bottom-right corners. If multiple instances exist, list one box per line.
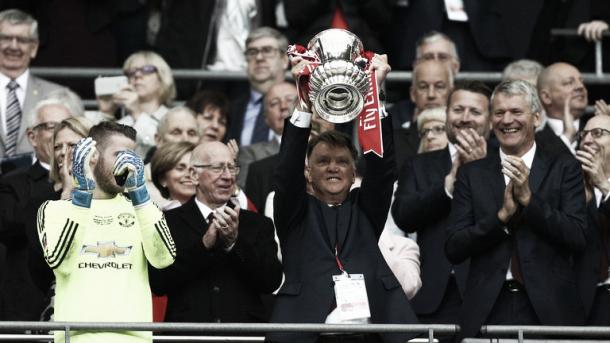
left=5, top=80, right=21, bottom=156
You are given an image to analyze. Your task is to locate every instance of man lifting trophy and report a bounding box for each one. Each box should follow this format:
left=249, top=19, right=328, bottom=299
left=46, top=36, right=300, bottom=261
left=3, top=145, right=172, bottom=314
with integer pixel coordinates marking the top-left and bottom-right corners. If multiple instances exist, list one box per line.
left=287, top=28, right=387, bottom=156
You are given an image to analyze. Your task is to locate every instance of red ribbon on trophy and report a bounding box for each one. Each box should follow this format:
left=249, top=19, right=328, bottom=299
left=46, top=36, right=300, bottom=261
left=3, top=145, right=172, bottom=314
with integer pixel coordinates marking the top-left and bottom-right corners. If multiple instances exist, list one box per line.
left=287, top=45, right=384, bottom=157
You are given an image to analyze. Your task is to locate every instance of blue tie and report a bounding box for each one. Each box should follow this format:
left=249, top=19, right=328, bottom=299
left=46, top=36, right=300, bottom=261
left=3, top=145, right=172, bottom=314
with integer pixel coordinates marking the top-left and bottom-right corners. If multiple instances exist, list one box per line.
left=250, top=100, right=269, bottom=144
left=5, top=80, right=21, bottom=156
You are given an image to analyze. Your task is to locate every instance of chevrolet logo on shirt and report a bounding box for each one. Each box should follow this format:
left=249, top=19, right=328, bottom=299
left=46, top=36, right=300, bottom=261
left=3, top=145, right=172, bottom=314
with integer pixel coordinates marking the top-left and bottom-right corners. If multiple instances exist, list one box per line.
left=80, top=241, right=132, bottom=258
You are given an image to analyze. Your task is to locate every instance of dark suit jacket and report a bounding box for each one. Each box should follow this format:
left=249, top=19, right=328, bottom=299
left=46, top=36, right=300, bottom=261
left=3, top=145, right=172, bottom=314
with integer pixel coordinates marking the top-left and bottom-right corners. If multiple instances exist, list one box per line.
left=0, top=161, right=55, bottom=320
left=577, top=199, right=610, bottom=318
left=244, top=154, right=278, bottom=212
left=392, top=147, right=468, bottom=315
left=268, top=118, right=418, bottom=343
left=446, top=147, right=587, bottom=338
left=237, top=139, right=280, bottom=188
left=535, top=115, right=593, bottom=156
left=393, top=124, right=420, bottom=171
left=148, top=197, right=282, bottom=323
left=226, top=87, right=271, bottom=146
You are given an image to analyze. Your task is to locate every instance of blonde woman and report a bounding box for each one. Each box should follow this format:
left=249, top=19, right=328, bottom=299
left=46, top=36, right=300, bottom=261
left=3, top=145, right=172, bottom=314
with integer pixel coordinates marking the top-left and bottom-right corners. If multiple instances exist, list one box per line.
left=49, top=116, right=93, bottom=199
left=115, top=51, right=177, bottom=157
left=417, top=106, right=448, bottom=153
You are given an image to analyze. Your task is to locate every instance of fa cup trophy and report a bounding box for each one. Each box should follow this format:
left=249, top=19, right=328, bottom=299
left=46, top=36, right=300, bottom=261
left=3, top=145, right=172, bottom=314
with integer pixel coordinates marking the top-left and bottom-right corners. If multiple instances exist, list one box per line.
left=297, top=29, right=371, bottom=123
left=288, top=28, right=385, bottom=156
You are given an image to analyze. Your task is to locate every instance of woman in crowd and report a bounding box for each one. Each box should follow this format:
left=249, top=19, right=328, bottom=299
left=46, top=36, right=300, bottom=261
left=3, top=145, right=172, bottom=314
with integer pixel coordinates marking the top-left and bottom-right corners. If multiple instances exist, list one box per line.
left=150, top=142, right=197, bottom=211
left=115, top=50, right=176, bottom=157
left=417, top=106, right=448, bottom=153
left=49, top=116, right=94, bottom=199
left=186, top=90, right=230, bottom=143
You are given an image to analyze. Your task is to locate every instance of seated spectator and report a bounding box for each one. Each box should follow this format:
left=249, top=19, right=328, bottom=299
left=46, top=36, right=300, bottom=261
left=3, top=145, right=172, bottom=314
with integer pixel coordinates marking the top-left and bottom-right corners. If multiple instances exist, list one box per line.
left=115, top=50, right=176, bottom=157
left=237, top=81, right=297, bottom=188
left=502, top=59, right=544, bottom=86
left=187, top=90, right=256, bottom=210
left=226, top=27, right=288, bottom=146
left=417, top=106, right=448, bottom=153
left=151, top=142, right=197, bottom=211
left=48, top=117, right=94, bottom=199
left=187, top=90, right=230, bottom=142
left=144, top=106, right=200, bottom=207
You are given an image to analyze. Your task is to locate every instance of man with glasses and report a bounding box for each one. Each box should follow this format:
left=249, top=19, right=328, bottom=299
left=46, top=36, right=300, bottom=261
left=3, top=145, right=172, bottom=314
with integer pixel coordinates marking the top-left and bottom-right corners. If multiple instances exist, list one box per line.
left=392, top=81, right=490, bottom=341
left=446, top=80, right=587, bottom=339
left=575, top=115, right=610, bottom=326
left=149, top=140, right=282, bottom=324
left=227, top=27, right=289, bottom=146
left=0, top=9, right=65, bottom=172
left=0, top=97, right=73, bottom=322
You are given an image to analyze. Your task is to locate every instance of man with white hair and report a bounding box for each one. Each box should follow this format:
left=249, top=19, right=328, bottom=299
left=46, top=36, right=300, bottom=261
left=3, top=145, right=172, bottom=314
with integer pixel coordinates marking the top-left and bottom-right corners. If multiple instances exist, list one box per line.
left=0, top=9, right=65, bottom=169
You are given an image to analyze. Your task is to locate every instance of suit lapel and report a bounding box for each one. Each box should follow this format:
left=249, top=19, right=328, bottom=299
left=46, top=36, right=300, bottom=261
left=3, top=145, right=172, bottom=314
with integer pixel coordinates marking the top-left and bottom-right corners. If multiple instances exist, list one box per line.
left=483, top=151, right=505, bottom=209
left=528, top=147, right=549, bottom=195
left=181, top=197, right=209, bottom=236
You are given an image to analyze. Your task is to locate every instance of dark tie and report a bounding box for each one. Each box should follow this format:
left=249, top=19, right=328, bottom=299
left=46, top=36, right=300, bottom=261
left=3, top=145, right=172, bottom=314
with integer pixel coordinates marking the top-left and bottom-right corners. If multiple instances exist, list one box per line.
left=511, top=242, right=524, bottom=284
left=5, top=80, right=21, bottom=156
left=250, top=99, right=269, bottom=144
left=207, top=212, right=215, bottom=226
left=508, top=219, right=524, bottom=284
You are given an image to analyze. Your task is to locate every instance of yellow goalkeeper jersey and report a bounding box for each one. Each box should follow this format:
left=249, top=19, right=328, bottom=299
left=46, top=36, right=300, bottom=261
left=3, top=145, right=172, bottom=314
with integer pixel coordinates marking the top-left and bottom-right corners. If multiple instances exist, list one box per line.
left=37, top=195, right=176, bottom=343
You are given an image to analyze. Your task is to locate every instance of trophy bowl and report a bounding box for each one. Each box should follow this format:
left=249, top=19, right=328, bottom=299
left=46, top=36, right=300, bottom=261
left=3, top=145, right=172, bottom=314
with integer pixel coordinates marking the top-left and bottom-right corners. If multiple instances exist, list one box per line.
left=307, top=29, right=370, bottom=123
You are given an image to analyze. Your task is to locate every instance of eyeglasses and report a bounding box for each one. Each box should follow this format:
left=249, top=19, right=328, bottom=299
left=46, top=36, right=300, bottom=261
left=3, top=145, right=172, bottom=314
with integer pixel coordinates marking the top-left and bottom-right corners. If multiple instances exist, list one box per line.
left=245, top=46, right=279, bottom=60
left=578, top=128, right=610, bottom=140
left=0, top=34, right=36, bottom=45
left=420, top=125, right=446, bottom=137
left=32, top=121, right=59, bottom=131
left=192, top=163, right=240, bottom=175
left=124, top=65, right=158, bottom=77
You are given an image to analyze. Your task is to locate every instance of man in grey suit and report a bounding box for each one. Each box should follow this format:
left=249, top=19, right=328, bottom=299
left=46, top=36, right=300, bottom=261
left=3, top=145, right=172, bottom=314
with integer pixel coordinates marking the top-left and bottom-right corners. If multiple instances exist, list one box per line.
left=0, top=9, right=64, bottom=172
left=237, top=81, right=296, bottom=188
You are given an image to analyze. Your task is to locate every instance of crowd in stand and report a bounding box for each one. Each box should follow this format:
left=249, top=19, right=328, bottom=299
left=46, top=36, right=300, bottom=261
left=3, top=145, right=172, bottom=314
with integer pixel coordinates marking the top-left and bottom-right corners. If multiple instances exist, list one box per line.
left=0, top=2, right=609, bottom=343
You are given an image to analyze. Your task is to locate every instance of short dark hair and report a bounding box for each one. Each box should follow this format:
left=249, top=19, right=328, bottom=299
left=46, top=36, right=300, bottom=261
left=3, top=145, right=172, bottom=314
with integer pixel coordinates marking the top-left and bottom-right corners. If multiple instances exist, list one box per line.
left=447, top=80, right=492, bottom=111
left=186, top=90, right=231, bottom=127
left=89, top=121, right=136, bottom=149
left=307, top=130, right=358, bottom=162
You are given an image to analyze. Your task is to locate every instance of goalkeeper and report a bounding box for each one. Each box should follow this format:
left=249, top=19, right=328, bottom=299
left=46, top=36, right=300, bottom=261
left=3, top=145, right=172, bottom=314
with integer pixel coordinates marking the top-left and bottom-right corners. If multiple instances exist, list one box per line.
left=37, top=121, right=176, bottom=343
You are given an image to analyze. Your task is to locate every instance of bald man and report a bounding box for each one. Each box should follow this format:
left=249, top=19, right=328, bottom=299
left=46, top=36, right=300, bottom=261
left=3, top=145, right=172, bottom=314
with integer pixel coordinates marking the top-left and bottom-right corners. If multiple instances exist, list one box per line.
left=148, top=141, right=282, bottom=323
left=536, top=62, right=590, bottom=155
left=394, top=60, right=454, bottom=168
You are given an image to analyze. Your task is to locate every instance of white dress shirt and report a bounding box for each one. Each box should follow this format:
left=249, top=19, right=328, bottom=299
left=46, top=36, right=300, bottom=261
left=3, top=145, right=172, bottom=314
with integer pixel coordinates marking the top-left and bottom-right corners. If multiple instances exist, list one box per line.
left=0, top=70, right=28, bottom=134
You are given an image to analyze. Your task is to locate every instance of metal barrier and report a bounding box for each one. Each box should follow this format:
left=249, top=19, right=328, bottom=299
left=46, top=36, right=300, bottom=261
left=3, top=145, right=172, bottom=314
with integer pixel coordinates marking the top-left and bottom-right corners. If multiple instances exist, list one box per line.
left=551, top=29, right=610, bottom=76
left=0, top=322, right=459, bottom=343
left=480, top=325, right=610, bottom=343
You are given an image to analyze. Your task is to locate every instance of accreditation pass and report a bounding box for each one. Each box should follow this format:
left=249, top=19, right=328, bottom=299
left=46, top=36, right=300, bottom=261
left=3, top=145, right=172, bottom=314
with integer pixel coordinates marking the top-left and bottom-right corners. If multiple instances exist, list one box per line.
left=332, top=273, right=371, bottom=321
